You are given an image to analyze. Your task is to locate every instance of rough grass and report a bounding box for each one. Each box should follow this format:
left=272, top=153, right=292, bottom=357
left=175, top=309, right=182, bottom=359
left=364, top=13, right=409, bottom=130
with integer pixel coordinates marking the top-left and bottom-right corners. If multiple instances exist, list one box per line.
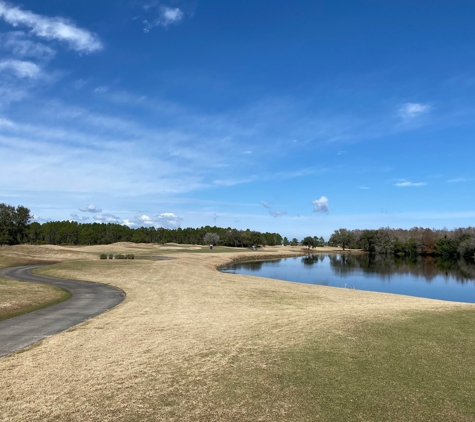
left=0, top=251, right=71, bottom=321
left=0, top=277, right=71, bottom=322
left=0, top=244, right=474, bottom=421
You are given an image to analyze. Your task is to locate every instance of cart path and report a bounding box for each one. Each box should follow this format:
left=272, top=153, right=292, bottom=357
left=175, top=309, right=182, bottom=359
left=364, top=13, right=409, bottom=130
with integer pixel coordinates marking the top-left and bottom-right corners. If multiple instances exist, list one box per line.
left=0, top=265, right=125, bottom=358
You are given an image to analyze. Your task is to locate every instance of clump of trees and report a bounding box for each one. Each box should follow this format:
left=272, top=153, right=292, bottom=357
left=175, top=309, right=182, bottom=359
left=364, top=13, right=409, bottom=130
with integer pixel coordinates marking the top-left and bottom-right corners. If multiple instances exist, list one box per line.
left=301, top=236, right=326, bottom=249
left=328, top=227, right=475, bottom=258
left=0, top=203, right=32, bottom=246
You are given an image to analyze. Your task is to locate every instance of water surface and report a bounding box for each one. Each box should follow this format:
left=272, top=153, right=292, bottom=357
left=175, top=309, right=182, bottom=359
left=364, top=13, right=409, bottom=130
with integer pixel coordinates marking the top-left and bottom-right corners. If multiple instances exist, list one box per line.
left=221, top=254, right=475, bottom=303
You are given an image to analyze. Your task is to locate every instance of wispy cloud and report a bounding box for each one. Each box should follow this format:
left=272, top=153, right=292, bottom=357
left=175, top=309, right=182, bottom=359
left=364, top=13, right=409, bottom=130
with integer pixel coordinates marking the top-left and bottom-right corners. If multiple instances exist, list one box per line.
left=0, top=31, right=56, bottom=59
left=79, top=204, right=102, bottom=213
left=70, top=213, right=89, bottom=222
left=359, top=186, right=370, bottom=190
left=398, top=102, right=431, bottom=120
left=0, top=117, right=14, bottom=127
left=0, top=0, right=102, bottom=53
left=312, top=196, right=330, bottom=213
left=142, top=4, right=184, bottom=33
left=260, top=201, right=286, bottom=218
left=447, top=178, right=467, bottom=183
left=394, top=180, right=426, bottom=187
left=0, top=59, right=40, bottom=78
left=93, top=213, right=122, bottom=223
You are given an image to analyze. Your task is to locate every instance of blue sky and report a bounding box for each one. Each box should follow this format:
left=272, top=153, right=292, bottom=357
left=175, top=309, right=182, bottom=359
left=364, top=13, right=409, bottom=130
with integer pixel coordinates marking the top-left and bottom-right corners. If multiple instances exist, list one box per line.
left=1, top=0, right=475, bottom=239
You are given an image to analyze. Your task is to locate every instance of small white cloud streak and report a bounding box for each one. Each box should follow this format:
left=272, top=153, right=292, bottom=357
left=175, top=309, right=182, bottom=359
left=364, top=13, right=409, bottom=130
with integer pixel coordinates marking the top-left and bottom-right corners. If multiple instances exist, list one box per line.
left=260, top=201, right=271, bottom=209
left=79, top=204, right=102, bottom=213
left=260, top=200, right=286, bottom=218
left=0, top=1, right=102, bottom=53
left=398, top=102, right=431, bottom=120
left=0, top=59, right=40, bottom=78
left=312, top=196, right=330, bottom=213
left=395, top=181, right=426, bottom=187
left=269, top=209, right=286, bottom=218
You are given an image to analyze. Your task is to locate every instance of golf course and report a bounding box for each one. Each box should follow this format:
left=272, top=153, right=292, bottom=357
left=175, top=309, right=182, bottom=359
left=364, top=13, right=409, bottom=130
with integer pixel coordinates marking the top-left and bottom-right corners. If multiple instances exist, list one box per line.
left=1, top=243, right=475, bottom=421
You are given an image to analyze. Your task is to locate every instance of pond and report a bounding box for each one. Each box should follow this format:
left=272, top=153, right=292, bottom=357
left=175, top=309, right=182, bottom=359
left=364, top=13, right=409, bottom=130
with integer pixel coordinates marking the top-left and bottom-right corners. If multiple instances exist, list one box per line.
left=220, top=254, right=475, bottom=303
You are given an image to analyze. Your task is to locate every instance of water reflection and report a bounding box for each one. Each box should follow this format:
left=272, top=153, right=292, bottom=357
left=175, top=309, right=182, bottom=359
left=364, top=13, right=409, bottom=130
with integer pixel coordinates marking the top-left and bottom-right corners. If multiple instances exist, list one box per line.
left=220, top=254, right=475, bottom=303
left=322, top=253, right=475, bottom=284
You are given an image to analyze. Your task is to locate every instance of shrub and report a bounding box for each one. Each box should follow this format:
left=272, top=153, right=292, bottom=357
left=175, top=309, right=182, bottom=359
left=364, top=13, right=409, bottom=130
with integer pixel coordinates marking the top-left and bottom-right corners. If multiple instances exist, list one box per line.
left=115, top=254, right=125, bottom=259
left=126, top=254, right=135, bottom=259
left=100, top=253, right=107, bottom=259
left=108, top=253, right=113, bottom=259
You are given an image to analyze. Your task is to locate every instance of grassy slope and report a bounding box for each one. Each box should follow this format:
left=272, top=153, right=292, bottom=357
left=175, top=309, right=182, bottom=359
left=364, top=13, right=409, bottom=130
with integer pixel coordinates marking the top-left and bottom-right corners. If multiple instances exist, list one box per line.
left=213, top=309, right=475, bottom=421
left=1, top=244, right=474, bottom=421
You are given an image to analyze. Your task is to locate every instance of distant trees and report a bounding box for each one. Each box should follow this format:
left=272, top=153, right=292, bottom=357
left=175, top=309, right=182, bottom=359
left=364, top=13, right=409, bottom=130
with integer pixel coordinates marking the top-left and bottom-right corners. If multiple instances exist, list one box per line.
left=327, top=226, right=475, bottom=258
left=0, top=204, right=32, bottom=246
left=3, top=211, right=283, bottom=249
left=328, top=229, right=355, bottom=251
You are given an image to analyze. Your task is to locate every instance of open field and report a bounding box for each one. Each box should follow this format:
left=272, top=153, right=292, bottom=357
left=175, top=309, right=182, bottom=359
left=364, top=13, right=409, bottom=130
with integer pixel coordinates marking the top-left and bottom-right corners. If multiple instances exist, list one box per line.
left=1, top=243, right=475, bottom=421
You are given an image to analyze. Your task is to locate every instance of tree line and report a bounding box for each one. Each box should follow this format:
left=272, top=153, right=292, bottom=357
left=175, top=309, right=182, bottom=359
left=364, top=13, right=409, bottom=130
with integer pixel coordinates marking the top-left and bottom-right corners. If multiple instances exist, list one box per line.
left=1, top=203, right=283, bottom=247
left=327, top=227, right=475, bottom=258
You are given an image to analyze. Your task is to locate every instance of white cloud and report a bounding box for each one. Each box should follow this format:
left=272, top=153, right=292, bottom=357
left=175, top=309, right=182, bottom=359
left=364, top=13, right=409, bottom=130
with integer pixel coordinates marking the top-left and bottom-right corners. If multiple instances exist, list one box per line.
left=124, top=212, right=183, bottom=228
left=93, top=213, right=122, bottom=223
left=447, top=178, right=467, bottom=183
left=0, top=31, right=56, bottom=59
left=359, top=186, right=370, bottom=190
left=156, top=212, right=183, bottom=228
left=70, top=213, right=89, bottom=222
left=123, top=219, right=137, bottom=227
left=139, top=214, right=153, bottom=224
left=79, top=204, right=102, bottom=213
left=142, top=5, right=184, bottom=32
left=0, top=59, right=40, bottom=78
left=394, top=181, right=426, bottom=187
left=398, top=102, right=431, bottom=120
left=0, top=1, right=102, bottom=53
left=312, top=196, right=330, bottom=213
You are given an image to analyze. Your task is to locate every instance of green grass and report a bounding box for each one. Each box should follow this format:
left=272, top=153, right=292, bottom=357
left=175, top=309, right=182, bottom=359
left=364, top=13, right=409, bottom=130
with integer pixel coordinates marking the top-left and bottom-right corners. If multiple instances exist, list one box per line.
left=215, top=308, right=475, bottom=421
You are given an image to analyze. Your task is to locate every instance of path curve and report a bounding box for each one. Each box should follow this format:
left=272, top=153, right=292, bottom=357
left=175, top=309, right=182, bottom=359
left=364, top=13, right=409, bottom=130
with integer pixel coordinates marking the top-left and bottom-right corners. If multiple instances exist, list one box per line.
left=0, top=265, right=125, bottom=358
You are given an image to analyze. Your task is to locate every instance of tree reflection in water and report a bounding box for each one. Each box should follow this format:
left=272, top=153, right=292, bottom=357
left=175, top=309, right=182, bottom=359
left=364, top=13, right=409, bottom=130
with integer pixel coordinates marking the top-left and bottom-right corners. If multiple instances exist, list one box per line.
left=320, top=254, right=475, bottom=284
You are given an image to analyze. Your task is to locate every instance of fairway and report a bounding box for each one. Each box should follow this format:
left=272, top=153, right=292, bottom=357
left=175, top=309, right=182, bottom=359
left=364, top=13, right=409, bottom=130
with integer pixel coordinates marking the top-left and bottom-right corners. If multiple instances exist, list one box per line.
left=1, top=244, right=474, bottom=421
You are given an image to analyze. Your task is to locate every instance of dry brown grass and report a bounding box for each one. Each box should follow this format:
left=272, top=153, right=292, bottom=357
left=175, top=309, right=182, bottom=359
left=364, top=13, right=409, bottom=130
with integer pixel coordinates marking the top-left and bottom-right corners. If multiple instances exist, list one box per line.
left=0, top=244, right=470, bottom=421
left=0, top=277, right=71, bottom=322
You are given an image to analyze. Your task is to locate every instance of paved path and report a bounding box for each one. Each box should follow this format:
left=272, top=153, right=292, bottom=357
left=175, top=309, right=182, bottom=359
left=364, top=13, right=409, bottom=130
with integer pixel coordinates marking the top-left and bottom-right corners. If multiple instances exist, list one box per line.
left=0, top=265, right=125, bottom=358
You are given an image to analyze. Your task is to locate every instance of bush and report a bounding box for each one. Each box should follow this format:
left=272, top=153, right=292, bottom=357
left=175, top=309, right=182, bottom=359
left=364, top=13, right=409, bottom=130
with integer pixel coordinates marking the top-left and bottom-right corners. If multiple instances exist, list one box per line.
left=100, top=253, right=107, bottom=259
left=115, top=254, right=125, bottom=259
left=126, top=254, right=135, bottom=259
left=108, top=253, right=113, bottom=259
